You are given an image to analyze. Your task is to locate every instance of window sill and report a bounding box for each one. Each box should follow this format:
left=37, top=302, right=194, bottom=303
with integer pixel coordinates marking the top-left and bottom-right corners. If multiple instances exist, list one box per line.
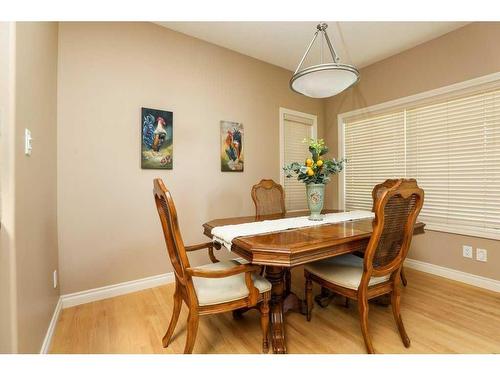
left=423, top=224, right=500, bottom=241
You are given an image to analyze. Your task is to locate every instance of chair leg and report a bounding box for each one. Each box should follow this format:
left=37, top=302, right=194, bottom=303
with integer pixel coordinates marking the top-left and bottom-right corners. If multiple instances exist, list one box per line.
left=358, top=296, right=375, bottom=354
left=260, top=298, right=270, bottom=353
left=162, top=290, right=182, bottom=348
left=305, top=276, right=313, bottom=322
left=315, top=286, right=335, bottom=308
left=344, top=297, right=349, bottom=308
left=400, top=266, right=408, bottom=287
left=285, top=269, right=292, bottom=295
left=260, top=265, right=266, bottom=276
left=391, top=287, right=411, bottom=348
left=183, top=311, right=199, bottom=354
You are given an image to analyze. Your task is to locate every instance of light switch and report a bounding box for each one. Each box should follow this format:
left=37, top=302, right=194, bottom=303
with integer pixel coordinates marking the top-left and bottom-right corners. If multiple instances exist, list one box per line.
left=25, top=128, right=32, bottom=156
left=476, top=248, right=487, bottom=262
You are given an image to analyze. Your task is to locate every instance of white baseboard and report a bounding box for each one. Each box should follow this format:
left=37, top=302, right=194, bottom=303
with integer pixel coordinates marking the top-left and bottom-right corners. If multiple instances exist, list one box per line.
left=40, top=297, right=62, bottom=354
left=405, top=258, right=500, bottom=293
left=61, top=272, right=174, bottom=309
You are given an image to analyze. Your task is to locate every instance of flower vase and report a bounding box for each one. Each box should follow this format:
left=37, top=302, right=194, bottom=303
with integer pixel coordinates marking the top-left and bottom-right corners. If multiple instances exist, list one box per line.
left=306, top=183, right=325, bottom=221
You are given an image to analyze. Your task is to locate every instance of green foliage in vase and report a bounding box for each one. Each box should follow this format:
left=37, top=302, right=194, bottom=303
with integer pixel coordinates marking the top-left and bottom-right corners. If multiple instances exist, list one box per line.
left=283, top=138, right=346, bottom=185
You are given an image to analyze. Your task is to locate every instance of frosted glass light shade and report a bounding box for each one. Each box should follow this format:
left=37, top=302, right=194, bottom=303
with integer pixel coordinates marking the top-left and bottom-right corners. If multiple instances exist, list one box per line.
left=290, top=63, right=360, bottom=98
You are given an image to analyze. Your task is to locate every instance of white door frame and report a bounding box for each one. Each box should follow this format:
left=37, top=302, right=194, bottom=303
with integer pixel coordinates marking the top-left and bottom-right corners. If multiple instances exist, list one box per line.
left=279, top=107, right=318, bottom=186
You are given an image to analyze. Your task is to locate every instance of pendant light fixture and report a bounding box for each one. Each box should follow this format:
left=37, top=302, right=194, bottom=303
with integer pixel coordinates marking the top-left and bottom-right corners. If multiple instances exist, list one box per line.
left=290, top=23, right=359, bottom=98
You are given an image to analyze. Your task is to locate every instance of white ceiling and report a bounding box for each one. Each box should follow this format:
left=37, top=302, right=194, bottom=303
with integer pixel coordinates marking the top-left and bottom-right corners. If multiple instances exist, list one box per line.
left=157, top=22, right=468, bottom=71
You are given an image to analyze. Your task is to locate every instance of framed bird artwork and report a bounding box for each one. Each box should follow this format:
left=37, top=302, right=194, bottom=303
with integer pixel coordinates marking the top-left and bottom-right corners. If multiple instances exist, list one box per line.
left=141, top=107, right=173, bottom=169
left=220, top=121, right=244, bottom=172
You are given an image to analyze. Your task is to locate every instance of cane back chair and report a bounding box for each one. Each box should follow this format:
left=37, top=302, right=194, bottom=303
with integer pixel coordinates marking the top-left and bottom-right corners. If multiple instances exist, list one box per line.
left=153, top=178, right=272, bottom=353
left=372, top=180, right=408, bottom=287
left=304, top=179, right=424, bottom=353
left=251, top=179, right=286, bottom=217
left=250, top=179, right=292, bottom=293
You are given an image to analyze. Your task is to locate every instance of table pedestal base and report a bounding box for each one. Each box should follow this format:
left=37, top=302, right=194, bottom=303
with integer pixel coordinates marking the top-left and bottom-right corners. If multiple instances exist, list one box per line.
left=283, top=292, right=307, bottom=315
left=263, top=266, right=307, bottom=353
left=266, top=266, right=287, bottom=354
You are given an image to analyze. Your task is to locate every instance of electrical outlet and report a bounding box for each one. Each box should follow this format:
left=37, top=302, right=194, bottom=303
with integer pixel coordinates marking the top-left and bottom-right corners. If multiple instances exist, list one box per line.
left=53, top=270, right=58, bottom=289
left=462, top=245, right=473, bottom=259
left=476, top=248, right=488, bottom=262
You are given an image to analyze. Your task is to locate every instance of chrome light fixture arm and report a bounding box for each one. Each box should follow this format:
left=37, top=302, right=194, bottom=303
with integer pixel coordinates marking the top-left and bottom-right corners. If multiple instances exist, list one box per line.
left=294, top=29, right=320, bottom=75
left=294, top=23, right=339, bottom=75
left=321, top=25, right=340, bottom=64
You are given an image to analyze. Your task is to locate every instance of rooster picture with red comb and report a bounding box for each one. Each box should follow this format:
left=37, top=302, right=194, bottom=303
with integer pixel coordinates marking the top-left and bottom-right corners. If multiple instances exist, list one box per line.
left=141, top=107, right=173, bottom=169
left=220, top=120, right=244, bottom=172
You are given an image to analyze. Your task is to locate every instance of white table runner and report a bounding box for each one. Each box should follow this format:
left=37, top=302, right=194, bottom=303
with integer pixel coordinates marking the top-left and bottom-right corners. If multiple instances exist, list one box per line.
left=211, top=210, right=375, bottom=250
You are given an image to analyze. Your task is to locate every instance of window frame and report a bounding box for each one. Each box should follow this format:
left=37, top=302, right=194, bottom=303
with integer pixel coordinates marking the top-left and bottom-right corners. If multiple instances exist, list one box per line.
left=337, top=72, right=500, bottom=240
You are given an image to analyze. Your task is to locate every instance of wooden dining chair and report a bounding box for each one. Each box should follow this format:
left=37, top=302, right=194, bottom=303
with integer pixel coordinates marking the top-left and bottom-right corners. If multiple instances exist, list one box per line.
left=153, top=178, right=272, bottom=354
left=304, top=179, right=424, bottom=353
left=251, top=179, right=286, bottom=217
left=372, top=180, right=408, bottom=287
left=250, top=179, right=292, bottom=293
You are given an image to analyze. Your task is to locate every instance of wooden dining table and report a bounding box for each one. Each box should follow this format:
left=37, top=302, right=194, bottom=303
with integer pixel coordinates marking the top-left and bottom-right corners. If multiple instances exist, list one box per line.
left=203, top=209, right=425, bottom=354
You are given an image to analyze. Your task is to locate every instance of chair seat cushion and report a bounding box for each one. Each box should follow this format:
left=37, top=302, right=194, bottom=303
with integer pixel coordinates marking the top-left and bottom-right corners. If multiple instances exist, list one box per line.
left=192, top=260, right=272, bottom=306
left=305, top=254, right=389, bottom=290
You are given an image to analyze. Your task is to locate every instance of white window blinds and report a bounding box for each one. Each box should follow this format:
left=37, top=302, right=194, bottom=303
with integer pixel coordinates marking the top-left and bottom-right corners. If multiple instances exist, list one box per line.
left=343, top=88, right=500, bottom=238
left=344, top=111, right=406, bottom=211
left=406, top=91, right=500, bottom=235
left=283, top=114, right=315, bottom=211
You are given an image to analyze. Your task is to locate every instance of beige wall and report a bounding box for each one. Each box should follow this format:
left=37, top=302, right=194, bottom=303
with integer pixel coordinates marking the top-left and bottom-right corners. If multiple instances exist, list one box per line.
left=57, top=22, right=325, bottom=294
left=0, top=22, right=17, bottom=353
left=325, top=22, right=500, bottom=280
left=0, top=22, right=59, bottom=353
left=14, top=22, right=60, bottom=353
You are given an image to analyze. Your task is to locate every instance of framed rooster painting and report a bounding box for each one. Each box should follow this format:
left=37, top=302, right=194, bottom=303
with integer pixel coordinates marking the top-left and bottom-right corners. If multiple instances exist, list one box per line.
left=220, top=121, right=244, bottom=172
left=141, top=107, right=173, bottom=169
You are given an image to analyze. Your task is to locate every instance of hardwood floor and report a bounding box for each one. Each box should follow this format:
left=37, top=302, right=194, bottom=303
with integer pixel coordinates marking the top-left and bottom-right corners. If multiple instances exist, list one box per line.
left=49, top=268, right=500, bottom=354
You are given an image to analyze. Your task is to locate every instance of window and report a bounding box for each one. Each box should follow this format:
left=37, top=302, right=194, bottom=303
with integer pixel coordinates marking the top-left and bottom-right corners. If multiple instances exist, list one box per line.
left=280, top=108, right=317, bottom=211
left=340, top=78, right=500, bottom=239
left=344, top=111, right=405, bottom=210
left=406, top=91, right=500, bottom=235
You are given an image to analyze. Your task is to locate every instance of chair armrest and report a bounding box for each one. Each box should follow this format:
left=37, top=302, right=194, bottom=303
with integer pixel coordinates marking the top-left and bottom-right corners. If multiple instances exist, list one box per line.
left=185, top=241, right=219, bottom=252
left=186, top=264, right=260, bottom=278
left=185, top=241, right=221, bottom=263
left=186, top=264, right=261, bottom=306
